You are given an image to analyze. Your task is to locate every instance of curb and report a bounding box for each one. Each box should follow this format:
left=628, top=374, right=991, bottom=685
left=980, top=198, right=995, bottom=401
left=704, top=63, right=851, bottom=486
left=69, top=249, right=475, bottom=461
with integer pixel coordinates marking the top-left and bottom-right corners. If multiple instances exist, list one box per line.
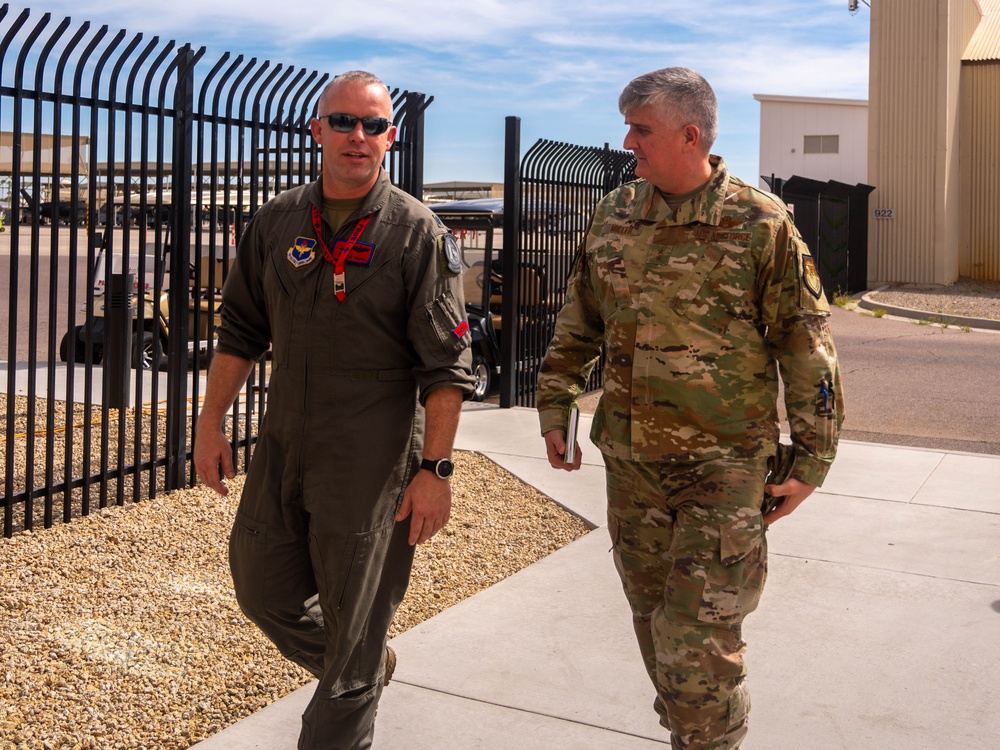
left=856, top=289, right=1000, bottom=332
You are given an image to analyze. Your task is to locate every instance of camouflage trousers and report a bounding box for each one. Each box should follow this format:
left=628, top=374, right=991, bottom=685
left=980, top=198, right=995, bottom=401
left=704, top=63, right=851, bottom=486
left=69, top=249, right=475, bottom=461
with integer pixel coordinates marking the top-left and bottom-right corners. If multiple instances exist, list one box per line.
left=603, top=455, right=769, bottom=750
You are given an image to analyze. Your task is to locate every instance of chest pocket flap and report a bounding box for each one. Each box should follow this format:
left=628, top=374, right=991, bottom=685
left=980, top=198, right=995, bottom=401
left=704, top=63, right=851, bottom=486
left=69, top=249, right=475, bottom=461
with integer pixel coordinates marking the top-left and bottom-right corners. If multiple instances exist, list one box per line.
left=664, top=244, right=726, bottom=314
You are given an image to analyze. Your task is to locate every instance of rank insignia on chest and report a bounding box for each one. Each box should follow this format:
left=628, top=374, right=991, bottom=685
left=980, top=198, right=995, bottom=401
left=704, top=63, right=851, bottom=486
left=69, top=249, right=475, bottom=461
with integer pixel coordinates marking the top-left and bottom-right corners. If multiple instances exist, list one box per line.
left=288, top=237, right=317, bottom=268
left=802, top=254, right=824, bottom=299
left=333, top=239, right=376, bottom=266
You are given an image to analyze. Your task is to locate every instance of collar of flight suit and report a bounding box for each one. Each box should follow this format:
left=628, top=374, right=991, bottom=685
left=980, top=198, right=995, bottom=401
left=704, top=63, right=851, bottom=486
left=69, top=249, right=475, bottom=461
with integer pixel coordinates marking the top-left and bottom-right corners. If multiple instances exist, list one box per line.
left=306, top=168, right=393, bottom=231
left=635, top=155, right=731, bottom=228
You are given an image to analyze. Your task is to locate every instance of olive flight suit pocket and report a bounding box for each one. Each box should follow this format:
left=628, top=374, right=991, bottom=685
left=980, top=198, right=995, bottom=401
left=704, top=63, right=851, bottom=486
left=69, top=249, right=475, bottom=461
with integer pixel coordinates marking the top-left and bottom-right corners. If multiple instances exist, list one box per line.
left=417, top=290, right=470, bottom=360
left=229, top=510, right=268, bottom=615
left=315, top=522, right=397, bottom=622
left=264, top=252, right=300, bottom=367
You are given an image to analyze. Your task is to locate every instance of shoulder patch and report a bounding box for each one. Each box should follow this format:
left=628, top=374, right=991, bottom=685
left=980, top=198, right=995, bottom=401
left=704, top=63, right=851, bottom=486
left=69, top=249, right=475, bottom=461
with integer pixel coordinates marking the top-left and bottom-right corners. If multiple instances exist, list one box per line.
left=801, top=254, right=823, bottom=300
left=441, top=233, right=462, bottom=276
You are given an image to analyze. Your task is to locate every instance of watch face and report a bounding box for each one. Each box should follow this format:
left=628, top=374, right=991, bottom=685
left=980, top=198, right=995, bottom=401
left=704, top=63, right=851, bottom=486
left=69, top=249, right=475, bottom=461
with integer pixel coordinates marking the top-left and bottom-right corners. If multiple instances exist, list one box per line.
left=436, top=459, right=454, bottom=479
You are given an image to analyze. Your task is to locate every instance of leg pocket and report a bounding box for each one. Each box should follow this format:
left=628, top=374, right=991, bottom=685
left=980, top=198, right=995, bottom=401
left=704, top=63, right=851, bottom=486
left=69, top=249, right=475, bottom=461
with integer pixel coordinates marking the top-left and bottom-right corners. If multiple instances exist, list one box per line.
left=315, top=522, right=396, bottom=622
left=229, top=509, right=268, bottom=617
left=698, top=513, right=767, bottom=624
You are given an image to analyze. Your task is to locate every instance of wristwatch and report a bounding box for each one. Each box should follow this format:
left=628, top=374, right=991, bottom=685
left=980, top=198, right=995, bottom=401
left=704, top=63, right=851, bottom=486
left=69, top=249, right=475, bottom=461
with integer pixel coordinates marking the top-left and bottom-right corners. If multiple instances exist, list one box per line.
left=420, top=457, right=454, bottom=480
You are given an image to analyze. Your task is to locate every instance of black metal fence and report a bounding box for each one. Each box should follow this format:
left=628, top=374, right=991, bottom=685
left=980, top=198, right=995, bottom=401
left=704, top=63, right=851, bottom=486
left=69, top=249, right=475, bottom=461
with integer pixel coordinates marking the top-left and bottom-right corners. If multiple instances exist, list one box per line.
left=0, top=4, right=431, bottom=537
left=499, top=116, right=636, bottom=408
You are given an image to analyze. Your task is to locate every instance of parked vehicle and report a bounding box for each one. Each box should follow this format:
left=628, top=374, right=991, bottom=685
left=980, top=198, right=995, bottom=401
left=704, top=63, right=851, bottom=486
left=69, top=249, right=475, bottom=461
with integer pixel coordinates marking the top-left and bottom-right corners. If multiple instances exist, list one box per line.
left=431, top=200, right=503, bottom=401
left=430, top=198, right=579, bottom=401
left=59, top=230, right=231, bottom=371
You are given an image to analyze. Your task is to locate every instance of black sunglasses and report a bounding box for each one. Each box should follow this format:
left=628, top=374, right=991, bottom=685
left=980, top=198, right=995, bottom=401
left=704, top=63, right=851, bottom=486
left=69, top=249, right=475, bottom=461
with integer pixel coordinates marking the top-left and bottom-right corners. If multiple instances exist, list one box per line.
left=318, top=112, right=392, bottom=136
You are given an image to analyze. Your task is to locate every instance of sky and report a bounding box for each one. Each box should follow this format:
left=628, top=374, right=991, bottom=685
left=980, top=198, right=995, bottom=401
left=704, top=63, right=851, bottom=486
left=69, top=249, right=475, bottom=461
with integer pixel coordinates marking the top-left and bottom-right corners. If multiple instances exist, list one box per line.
left=4, top=0, right=871, bottom=186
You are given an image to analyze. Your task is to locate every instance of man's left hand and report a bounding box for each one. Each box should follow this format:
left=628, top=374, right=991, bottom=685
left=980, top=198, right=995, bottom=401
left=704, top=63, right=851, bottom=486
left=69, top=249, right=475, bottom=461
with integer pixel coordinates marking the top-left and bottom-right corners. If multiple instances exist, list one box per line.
left=762, top=477, right=816, bottom=524
left=396, top=470, right=452, bottom=545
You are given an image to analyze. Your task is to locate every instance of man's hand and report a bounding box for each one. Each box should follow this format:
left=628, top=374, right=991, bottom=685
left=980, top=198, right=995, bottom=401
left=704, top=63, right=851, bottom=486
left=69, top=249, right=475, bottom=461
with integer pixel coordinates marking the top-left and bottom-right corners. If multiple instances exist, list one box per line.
left=762, top=477, right=816, bottom=524
left=194, top=427, right=236, bottom=496
left=544, top=429, right=582, bottom=472
left=192, top=353, right=254, bottom=496
left=395, top=470, right=451, bottom=545
left=397, top=385, right=462, bottom=545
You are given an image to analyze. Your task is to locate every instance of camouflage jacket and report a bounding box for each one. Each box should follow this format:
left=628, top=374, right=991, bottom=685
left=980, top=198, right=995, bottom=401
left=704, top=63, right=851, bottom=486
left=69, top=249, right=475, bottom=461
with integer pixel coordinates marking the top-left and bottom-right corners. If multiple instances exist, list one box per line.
left=537, top=157, right=844, bottom=487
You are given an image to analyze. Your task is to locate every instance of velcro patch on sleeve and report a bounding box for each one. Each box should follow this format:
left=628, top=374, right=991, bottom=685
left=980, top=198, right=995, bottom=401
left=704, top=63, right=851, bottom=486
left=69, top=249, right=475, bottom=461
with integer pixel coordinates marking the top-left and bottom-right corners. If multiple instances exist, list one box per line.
left=441, top=233, right=462, bottom=276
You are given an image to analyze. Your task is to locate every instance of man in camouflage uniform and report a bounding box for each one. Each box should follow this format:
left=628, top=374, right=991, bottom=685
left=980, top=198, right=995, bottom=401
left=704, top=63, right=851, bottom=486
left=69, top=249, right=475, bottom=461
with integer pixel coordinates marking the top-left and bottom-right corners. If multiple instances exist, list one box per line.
left=537, top=67, right=844, bottom=750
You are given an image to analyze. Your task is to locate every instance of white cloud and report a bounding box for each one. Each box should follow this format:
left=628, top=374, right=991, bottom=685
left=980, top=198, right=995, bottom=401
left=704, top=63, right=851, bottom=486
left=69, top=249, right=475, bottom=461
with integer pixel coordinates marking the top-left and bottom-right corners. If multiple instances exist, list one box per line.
left=4, top=0, right=871, bottom=182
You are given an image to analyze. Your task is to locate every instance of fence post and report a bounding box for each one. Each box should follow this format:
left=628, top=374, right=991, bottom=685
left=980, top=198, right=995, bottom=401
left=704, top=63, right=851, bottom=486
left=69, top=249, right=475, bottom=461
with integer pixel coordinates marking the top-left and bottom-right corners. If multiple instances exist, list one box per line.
left=499, top=116, right=521, bottom=409
left=165, top=45, right=196, bottom=490
left=603, top=143, right=613, bottom=193
left=106, top=272, right=134, bottom=410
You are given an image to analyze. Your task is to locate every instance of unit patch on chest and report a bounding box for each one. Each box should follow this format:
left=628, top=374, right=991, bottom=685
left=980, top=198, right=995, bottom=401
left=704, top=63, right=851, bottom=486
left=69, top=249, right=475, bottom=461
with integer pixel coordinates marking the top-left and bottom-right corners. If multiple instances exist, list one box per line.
left=288, top=237, right=317, bottom=268
left=332, top=239, right=376, bottom=266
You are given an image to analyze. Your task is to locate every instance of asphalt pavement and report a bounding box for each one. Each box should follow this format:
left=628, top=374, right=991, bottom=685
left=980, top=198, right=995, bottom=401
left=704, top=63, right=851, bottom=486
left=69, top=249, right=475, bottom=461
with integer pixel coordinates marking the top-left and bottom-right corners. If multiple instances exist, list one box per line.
left=827, top=305, right=1000, bottom=454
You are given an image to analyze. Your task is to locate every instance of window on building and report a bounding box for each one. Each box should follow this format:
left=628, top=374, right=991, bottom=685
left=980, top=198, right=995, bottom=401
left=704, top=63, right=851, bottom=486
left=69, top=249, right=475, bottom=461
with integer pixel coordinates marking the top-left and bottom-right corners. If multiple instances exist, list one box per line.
left=803, top=135, right=840, bottom=154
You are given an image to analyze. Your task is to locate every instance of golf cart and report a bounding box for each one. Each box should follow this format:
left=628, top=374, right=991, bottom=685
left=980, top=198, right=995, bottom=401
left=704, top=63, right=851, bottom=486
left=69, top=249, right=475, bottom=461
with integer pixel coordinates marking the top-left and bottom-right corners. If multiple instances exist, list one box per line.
left=59, top=229, right=231, bottom=371
left=431, top=199, right=503, bottom=400
left=431, top=198, right=576, bottom=401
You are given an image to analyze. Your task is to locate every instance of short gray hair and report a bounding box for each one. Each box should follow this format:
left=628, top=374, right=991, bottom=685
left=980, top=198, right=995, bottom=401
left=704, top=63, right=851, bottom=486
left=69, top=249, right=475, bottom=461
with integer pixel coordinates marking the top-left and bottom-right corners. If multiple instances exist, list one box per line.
left=317, top=70, right=392, bottom=116
left=618, top=67, right=718, bottom=151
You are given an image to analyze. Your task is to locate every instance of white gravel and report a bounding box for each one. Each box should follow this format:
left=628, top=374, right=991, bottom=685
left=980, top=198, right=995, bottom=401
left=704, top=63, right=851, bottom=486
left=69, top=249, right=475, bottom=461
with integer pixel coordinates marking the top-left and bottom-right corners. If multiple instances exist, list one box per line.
left=868, top=276, right=1000, bottom=321
left=0, top=450, right=590, bottom=750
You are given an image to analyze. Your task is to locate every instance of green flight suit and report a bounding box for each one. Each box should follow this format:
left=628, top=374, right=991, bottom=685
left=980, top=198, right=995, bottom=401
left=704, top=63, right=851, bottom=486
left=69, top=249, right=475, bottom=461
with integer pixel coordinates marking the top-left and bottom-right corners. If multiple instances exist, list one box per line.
left=217, top=170, right=473, bottom=749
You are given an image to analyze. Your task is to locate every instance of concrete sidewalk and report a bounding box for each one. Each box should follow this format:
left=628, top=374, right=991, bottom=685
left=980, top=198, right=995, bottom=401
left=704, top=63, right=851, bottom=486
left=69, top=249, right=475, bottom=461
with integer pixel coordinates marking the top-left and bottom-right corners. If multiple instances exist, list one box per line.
left=193, top=403, right=1000, bottom=750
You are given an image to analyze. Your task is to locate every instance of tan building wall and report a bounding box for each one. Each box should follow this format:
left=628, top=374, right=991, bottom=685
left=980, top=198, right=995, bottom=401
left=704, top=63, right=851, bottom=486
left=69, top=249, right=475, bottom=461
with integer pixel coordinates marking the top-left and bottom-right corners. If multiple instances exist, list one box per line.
left=960, top=18, right=1000, bottom=278
left=867, top=0, right=982, bottom=285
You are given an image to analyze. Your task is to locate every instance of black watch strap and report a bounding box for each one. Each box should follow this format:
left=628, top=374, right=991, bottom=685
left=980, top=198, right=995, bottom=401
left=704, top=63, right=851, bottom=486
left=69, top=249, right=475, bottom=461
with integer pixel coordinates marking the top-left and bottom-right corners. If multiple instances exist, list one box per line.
left=420, top=457, right=454, bottom=479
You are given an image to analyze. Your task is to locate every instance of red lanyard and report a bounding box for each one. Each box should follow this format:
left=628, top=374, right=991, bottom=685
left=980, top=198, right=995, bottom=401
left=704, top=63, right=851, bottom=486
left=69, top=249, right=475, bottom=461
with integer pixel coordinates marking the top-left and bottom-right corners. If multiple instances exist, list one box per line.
left=311, top=205, right=373, bottom=301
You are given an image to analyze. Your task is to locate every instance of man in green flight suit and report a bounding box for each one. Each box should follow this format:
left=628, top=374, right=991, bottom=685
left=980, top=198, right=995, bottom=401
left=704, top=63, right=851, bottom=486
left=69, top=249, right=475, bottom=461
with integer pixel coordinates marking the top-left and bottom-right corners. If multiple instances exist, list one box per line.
left=194, top=71, right=474, bottom=749
left=537, top=67, right=844, bottom=750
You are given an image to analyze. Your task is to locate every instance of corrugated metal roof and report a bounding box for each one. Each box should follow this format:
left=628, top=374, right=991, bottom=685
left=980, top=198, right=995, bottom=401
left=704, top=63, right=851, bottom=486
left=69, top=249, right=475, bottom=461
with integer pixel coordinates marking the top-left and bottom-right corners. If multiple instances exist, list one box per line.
left=965, top=4, right=1000, bottom=61
left=964, top=16, right=1000, bottom=60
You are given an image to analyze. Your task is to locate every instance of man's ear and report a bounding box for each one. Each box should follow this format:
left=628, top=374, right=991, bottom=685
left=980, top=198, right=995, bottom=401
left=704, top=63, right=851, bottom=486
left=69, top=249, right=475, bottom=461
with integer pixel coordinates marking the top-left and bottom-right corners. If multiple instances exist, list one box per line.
left=682, top=123, right=701, bottom=151
left=309, top=118, right=322, bottom=146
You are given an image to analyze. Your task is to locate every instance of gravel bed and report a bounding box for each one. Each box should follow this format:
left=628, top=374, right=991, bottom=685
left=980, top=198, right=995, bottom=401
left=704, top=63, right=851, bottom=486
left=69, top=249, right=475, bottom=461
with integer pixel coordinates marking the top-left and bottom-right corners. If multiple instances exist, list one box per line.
left=0, top=393, right=260, bottom=537
left=867, top=276, right=1000, bottom=321
left=0, top=450, right=590, bottom=750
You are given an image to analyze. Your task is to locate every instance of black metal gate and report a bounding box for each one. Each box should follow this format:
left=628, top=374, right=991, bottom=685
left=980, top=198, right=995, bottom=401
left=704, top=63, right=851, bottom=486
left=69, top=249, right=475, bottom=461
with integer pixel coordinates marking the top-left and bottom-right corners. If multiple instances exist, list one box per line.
left=0, top=5, right=432, bottom=537
left=764, top=175, right=874, bottom=296
left=499, top=116, right=635, bottom=408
